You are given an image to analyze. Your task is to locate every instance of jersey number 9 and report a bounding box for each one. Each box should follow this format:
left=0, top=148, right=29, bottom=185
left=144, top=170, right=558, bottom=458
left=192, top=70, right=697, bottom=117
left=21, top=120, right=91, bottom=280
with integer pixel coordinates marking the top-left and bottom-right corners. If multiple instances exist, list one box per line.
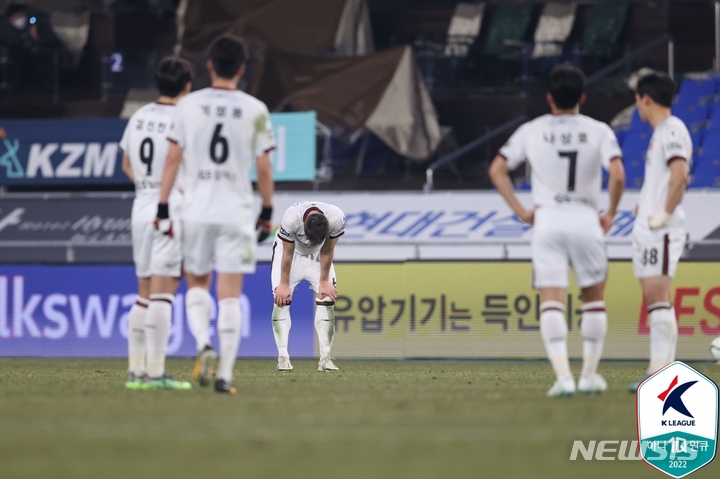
left=140, top=138, right=154, bottom=175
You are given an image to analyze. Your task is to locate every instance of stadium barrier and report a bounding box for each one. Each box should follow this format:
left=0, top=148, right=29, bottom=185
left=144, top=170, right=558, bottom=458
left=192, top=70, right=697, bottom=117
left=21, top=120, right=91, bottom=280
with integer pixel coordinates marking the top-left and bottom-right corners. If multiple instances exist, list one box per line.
left=0, top=262, right=717, bottom=361
left=1, top=191, right=719, bottom=262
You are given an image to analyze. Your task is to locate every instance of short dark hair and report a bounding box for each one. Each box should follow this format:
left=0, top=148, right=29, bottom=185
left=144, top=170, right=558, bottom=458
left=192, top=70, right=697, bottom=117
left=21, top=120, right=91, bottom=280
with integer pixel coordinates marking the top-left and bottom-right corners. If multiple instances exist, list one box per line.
left=548, top=64, right=586, bottom=110
left=635, top=72, right=676, bottom=107
left=208, top=35, right=247, bottom=80
left=305, top=214, right=330, bottom=245
left=155, top=57, right=193, bottom=98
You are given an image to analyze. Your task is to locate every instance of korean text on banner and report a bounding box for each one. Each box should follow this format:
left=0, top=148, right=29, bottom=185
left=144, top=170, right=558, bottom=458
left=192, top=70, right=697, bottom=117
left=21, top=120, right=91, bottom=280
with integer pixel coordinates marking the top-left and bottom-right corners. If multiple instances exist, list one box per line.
left=329, top=262, right=720, bottom=360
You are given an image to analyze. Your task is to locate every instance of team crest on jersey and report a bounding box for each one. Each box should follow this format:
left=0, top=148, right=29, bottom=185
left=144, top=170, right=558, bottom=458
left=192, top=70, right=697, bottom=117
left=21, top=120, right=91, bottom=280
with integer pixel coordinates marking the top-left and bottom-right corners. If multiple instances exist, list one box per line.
left=636, top=361, right=718, bottom=478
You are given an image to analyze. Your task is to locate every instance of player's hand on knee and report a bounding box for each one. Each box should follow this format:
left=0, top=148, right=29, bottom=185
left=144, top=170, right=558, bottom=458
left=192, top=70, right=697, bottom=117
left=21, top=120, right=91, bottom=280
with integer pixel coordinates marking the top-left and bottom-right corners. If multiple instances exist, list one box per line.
left=274, top=284, right=292, bottom=306
left=154, top=203, right=174, bottom=237
left=318, top=280, right=337, bottom=301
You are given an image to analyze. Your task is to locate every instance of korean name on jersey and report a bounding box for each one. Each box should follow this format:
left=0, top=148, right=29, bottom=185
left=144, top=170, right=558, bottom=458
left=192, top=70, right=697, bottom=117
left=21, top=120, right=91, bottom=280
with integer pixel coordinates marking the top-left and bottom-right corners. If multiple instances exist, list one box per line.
left=636, top=116, right=692, bottom=231
left=276, top=202, right=346, bottom=255
left=167, top=88, right=275, bottom=225
left=120, top=102, right=184, bottom=223
left=500, top=114, right=622, bottom=210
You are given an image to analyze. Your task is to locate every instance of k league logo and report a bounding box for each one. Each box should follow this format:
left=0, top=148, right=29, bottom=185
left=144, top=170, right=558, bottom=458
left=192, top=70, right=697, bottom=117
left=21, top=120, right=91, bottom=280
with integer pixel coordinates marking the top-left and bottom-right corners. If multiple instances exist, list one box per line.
left=636, top=362, right=719, bottom=478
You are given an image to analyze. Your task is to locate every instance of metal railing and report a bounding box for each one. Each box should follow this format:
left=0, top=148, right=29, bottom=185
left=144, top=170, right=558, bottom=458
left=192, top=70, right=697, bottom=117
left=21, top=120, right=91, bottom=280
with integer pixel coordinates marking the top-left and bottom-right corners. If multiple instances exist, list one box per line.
left=586, top=34, right=675, bottom=85
left=423, top=115, right=529, bottom=193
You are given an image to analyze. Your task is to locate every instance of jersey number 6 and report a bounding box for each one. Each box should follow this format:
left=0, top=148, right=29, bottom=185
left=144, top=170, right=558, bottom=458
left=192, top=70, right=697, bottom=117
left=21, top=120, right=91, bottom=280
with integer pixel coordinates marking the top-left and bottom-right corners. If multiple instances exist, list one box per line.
left=558, top=151, right=578, bottom=192
left=210, top=123, right=229, bottom=164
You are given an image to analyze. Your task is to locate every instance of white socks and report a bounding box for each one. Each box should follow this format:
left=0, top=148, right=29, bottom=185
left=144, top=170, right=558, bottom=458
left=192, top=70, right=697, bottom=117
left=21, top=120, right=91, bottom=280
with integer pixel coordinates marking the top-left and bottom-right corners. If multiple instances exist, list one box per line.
left=127, top=297, right=148, bottom=376
left=217, top=298, right=242, bottom=383
left=145, top=294, right=173, bottom=379
left=540, top=301, right=571, bottom=380
left=314, top=297, right=335, bottom=358
left=186, top=287, right=212, bottom=353
left=272, top=305, right=291, bottom=358
left=648, top=302, right=678, bottom=373
left=580, top=301, right=607, bottom=377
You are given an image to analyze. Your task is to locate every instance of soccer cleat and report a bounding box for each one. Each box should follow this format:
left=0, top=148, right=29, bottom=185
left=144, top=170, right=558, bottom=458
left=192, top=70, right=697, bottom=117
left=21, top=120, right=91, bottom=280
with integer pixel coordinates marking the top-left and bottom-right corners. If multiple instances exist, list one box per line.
left=629, top=374, right=651, bottom=394
left=547, top=375, right=576, bottom=397
left=125, top=372, right=146, bottom=390
left=214, top=379, right=236, bottom=395
left=192, top=344, right=217, bottom=387
left=277, top=356, right=294, bottom=371
left=578, top=373, right=607, bottom=394
left=317, top=356, right=339, bottom=372
left=142, top=375, right=192, bottom=390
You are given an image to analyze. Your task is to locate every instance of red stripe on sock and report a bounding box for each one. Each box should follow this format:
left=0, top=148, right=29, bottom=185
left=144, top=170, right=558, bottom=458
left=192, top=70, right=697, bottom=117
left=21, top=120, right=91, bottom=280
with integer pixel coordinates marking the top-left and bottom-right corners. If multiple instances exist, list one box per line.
left=151, top=298, right=173, bottom=305
left=135, top=300, right=148, bottom=308
left=541, top=307, right=563, bottom=313
left=583, top=307, right=606, bottom=313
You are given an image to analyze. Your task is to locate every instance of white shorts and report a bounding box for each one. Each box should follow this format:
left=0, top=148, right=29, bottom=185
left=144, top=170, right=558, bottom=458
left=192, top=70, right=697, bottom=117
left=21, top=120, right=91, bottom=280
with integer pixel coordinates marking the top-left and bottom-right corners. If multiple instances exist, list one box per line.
left=632, top=226, right=686, bottom=278
left=531, top=205, right=608, bottom=289
left=183, top=221, right=256, bottom=276
left=270, top=238, right=337, bottom=294
left=131, top=220, right=183, bottom=278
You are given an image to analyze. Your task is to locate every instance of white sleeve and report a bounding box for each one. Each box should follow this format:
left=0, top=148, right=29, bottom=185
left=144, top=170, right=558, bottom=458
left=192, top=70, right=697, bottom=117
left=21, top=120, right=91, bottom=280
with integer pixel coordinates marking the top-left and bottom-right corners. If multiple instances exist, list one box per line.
left=498, top=124, right=528, bottom=169
left=329, top=210, right=346, bottom=239
left=661, top=125, right=692, bottom=165
left=599, top=124, right=623, bottom=170
left=167, top=104, right=186, bottom=148
left=276, top=208, right=297, bottom=243
left=254, top=105, right=276, bottom=157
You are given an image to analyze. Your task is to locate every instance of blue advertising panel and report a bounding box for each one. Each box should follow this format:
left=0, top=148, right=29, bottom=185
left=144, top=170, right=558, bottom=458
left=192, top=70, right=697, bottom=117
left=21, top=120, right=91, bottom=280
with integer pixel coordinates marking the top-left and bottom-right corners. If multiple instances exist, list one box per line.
left=0, top=111, right=316, bottom=186
left=0, top=265, right=317, bottom=358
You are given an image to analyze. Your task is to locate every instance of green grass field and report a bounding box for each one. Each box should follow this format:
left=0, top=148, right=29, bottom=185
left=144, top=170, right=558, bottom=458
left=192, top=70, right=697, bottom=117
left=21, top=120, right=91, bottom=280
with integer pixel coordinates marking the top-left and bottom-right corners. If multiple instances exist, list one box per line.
left=0, top=359, right=718, bottom=479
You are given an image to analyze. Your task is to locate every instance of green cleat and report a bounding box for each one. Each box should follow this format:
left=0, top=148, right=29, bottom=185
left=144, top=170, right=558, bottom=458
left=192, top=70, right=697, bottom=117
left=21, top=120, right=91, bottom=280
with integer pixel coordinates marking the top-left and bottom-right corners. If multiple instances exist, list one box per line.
left=125, top=372, right=146, bottom=390
left=629, top=374, right=651, bottom=394
left=142, top=375, right=192, bottom=390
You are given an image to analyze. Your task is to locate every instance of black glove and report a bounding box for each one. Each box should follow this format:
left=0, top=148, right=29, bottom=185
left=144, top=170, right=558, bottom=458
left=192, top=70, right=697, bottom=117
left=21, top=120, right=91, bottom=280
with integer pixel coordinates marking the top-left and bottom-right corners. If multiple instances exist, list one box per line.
left=256, top=205, right=273, bottom=243
left=154, top=203, right=173, bottom=237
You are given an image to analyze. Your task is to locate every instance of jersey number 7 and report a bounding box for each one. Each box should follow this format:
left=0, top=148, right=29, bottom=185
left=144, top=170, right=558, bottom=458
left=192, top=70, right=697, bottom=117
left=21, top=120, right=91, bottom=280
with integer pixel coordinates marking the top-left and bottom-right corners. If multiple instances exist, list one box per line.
left=558, top=151, right=577, bottom=192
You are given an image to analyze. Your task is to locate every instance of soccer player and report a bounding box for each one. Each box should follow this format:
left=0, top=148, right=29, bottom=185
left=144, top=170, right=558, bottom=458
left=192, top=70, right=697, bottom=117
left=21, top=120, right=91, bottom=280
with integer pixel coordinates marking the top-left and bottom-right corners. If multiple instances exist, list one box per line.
left=120, top=56, right=194, bottom=390
left=272, top=201, right=345, bottom=372
left=628, top=73, right=691, bottom=393
left=489, top=64, right=626, bottom=397
left=157, top=35, right=275, bottom=394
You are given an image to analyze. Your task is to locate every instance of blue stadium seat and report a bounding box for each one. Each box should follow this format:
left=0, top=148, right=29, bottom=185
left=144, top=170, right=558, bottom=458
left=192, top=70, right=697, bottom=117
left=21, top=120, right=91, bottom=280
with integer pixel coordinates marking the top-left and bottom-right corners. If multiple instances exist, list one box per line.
left=690, top=155, right=720, bottom=188
left=673, top=104, right=708, bottom=150
left=690, top=129, right=720, bottom=187
left=675, top=77, right=718, bottom=108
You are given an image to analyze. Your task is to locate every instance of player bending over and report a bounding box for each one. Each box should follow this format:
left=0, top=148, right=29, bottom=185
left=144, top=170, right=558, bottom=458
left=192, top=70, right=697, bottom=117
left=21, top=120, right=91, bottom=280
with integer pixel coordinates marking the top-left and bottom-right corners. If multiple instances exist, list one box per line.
left=489, top=64, right=626, bottom=397
left=272, top=201, right=345, bottom=372
left=628, top=73, right=692, bottom=393
left=120, top=56, right=194, bottom=390
left=157, top=35, right=275, bottom=394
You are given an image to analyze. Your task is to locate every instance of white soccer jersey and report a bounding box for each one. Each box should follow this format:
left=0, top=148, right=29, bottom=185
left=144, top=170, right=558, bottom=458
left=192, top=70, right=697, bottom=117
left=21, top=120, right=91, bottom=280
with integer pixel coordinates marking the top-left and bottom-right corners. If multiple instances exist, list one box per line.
left=168, top=87, right=275, bottom=224
left=276, top=201, right=345, bottom=255
left=500, top=113, right=622, bottom=210
left=119, top=102, right=183, bottom=223
left=636, top=115, right=692, bottom=231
